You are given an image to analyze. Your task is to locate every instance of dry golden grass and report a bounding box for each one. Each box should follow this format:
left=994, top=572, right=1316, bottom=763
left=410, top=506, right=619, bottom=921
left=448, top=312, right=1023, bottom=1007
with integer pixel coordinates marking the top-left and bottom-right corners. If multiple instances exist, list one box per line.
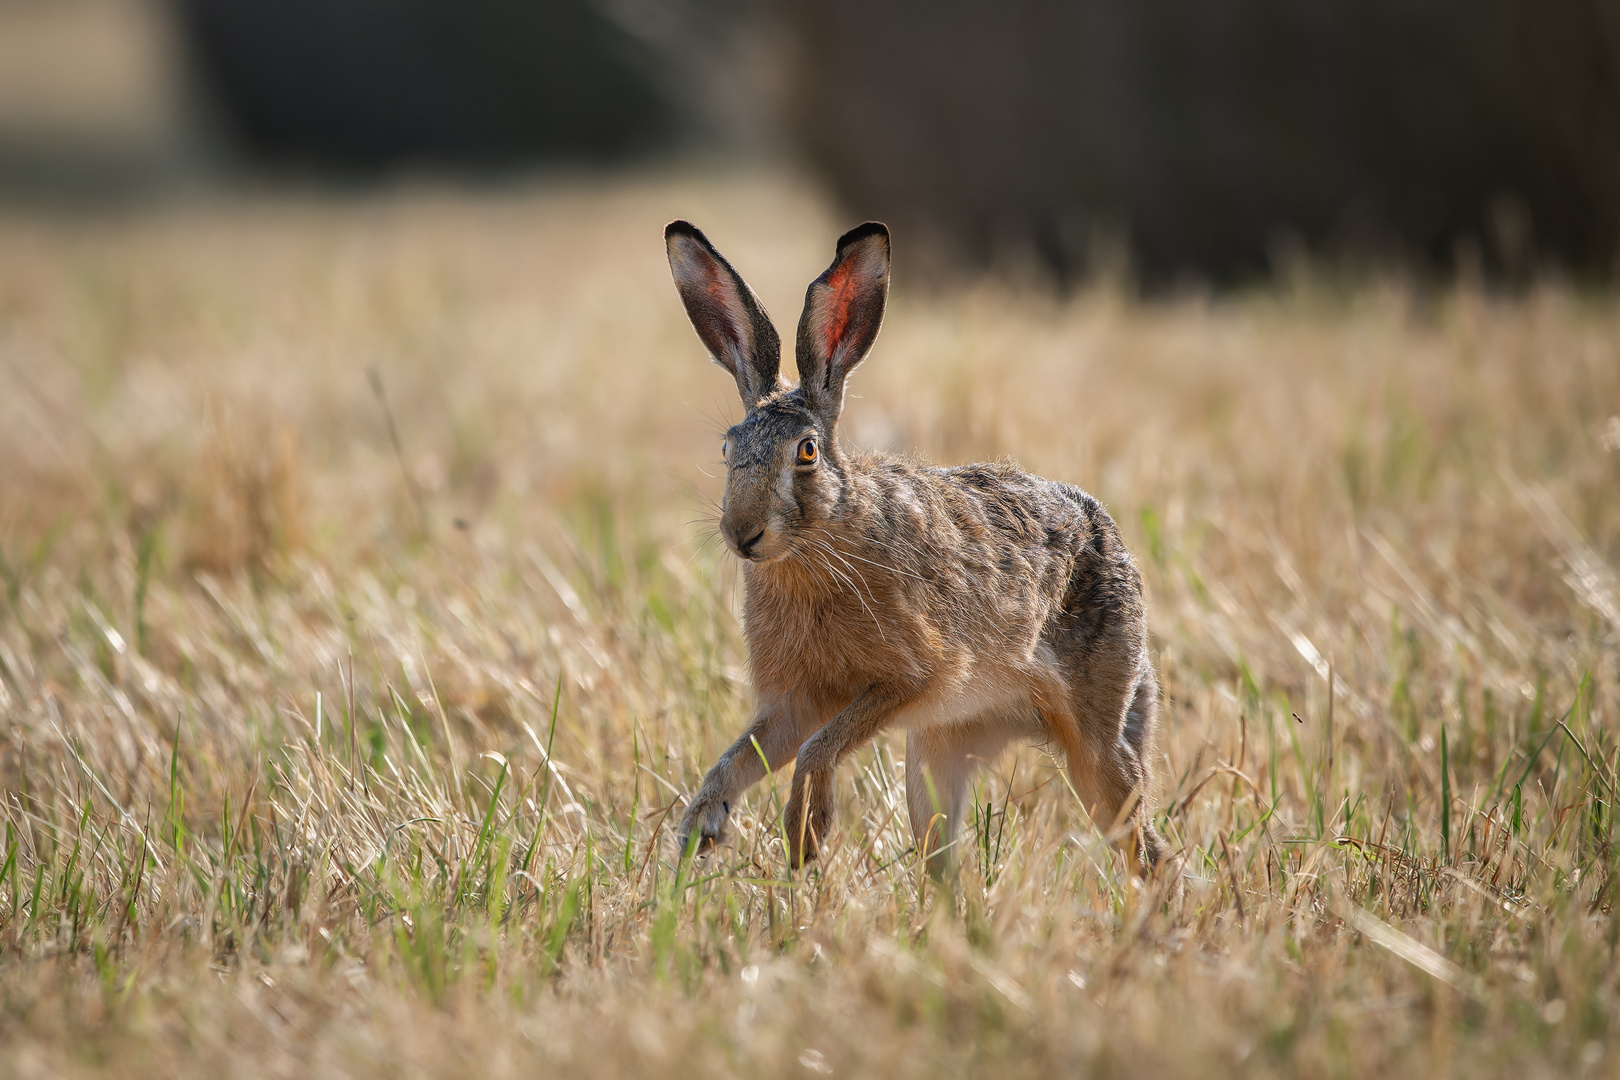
left=1, top=170, right=1618, bottom=1078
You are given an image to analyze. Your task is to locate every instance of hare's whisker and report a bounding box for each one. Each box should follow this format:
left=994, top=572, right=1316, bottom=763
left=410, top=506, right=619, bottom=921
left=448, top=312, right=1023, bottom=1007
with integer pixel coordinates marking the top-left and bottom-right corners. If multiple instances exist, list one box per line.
left=819, top=536, right=930, bottom=584
left=798, top=535, right=887, bottom=641
left=682, top=533, right=724, bottom=569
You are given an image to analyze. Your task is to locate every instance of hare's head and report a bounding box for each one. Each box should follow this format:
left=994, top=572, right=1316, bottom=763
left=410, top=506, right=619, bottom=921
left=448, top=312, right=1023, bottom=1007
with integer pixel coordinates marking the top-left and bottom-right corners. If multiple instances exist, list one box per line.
left=666, top=221, right=890, bottom=562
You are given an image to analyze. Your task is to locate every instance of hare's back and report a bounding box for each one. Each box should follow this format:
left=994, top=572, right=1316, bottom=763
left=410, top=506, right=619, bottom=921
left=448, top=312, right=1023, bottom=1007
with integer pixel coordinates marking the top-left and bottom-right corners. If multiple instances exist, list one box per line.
left=859, top=461, right=1089, bottom=607
left=931, top=462, right=1103, bottom=558
left=928, top=462, right=1144, bottom=636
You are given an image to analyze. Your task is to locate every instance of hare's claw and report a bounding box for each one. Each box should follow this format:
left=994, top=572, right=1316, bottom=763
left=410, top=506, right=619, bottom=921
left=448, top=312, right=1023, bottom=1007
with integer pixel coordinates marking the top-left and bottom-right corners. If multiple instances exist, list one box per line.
left=676, top=793, right=731, bottom=858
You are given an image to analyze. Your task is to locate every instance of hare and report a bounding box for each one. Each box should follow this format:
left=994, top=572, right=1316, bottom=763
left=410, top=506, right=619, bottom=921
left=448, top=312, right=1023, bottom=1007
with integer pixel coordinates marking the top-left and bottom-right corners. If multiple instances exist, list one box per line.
left=665, top=219, right=1167, bottom=874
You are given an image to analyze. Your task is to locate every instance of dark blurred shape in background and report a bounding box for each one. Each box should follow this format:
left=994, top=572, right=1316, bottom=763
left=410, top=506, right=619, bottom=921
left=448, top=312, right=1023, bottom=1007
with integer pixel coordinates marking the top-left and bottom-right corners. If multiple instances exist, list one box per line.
left=790, top=0, right=1620, bottom=283
left=787, top=0, right=1620, bottom=282
left=3, top=0, right=1619, bottom=282
left=173, top=0, right=676, bottom=165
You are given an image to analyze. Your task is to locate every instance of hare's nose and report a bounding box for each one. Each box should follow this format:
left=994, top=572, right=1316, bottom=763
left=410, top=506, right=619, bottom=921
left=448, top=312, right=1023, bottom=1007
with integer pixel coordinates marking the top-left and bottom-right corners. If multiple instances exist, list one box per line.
left=720, top=517, right=764, bottom=560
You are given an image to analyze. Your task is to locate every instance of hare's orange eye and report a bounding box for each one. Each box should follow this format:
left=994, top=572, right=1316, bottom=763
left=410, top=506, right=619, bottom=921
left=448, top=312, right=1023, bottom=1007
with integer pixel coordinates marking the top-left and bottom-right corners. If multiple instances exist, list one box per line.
left=797, top=437, right=818, bottom=464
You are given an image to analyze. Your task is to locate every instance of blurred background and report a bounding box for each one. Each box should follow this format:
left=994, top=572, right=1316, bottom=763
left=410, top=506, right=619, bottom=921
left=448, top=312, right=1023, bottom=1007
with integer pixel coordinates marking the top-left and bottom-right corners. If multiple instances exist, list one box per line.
left=4, top=0, right=1618, bottom=284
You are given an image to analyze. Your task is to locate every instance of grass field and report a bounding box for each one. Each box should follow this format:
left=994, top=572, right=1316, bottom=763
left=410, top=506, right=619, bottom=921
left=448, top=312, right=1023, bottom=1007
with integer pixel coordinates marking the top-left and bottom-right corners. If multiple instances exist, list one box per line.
left=1, top=170, right=1618, bottom=1078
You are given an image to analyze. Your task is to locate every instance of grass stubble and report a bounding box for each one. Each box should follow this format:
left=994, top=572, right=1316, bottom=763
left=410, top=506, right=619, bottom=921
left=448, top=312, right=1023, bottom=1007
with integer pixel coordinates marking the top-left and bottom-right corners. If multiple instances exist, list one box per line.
left=0, top=172, right=1618, bottom=1078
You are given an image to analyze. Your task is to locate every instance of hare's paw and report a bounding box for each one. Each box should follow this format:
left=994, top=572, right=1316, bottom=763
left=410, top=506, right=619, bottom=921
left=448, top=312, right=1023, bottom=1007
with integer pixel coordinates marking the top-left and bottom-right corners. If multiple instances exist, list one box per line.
left=676, top=793, right=733, bottom=858
left=1140, top=826, right=1177, bottom=876
left=1137, top=823, right=1170, bottom=873
left=782, top=780, right=835, bottom=868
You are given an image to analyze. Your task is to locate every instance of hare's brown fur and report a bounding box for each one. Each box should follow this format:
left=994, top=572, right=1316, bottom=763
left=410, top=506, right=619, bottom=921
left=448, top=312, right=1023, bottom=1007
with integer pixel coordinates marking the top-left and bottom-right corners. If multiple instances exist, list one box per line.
left=666, top=220, right=1166, bottom=873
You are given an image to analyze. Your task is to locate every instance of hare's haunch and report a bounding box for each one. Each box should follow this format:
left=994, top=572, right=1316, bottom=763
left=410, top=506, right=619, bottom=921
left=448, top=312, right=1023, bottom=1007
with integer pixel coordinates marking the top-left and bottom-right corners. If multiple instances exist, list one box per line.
left=666, top=220, right=1166, bottom=873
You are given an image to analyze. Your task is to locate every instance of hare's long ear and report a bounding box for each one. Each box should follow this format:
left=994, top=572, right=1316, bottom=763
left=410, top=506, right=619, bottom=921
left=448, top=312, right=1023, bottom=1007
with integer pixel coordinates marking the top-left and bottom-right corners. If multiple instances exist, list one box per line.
left=665, top=220, right=782, bottom=408
left=795, top=222, right=890, bottom=424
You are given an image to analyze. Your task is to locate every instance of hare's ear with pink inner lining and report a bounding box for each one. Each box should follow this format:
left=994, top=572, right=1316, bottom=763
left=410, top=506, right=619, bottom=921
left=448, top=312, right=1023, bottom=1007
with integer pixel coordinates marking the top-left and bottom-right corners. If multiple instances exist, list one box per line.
left=795, top=222, right=890, bottom=423
left=665, top=220, right=783, bottom=409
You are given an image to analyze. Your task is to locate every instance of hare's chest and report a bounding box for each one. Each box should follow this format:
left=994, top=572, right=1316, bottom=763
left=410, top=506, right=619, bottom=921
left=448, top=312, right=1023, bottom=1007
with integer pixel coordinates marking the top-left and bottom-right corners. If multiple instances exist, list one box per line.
left=743, top=585, right=919, bottom=696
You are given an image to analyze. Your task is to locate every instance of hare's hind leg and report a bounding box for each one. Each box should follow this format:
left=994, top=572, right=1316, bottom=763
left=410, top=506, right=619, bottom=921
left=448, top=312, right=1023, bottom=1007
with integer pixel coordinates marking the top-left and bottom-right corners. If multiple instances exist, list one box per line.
left=1118, top=659, right=1168, bottom=867
left=1035, top=668, right=1167, bottom=874
left=905, top=720, right=1019, bottom=875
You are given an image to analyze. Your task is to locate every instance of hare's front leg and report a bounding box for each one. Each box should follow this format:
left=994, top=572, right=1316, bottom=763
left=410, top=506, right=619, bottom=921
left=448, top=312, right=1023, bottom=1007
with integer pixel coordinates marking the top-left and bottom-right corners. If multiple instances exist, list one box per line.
left=677, top=698, right=817, bottom=856
left=784, top=683, right=913, bottom=867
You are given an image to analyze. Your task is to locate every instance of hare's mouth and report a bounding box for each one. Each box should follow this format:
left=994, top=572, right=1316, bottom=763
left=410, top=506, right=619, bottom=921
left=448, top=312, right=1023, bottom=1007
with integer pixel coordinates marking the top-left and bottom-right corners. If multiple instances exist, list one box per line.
left=734, top=528, right=767, bottom=560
